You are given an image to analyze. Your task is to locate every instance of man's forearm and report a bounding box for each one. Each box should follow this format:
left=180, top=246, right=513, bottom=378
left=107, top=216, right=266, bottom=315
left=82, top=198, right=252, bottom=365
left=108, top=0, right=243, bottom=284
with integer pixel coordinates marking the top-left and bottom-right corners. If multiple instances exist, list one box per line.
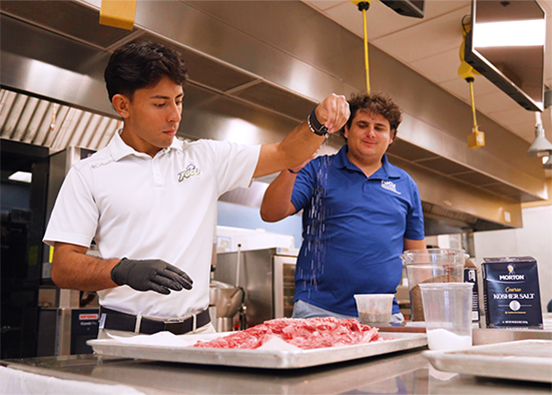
left=51, top=242, right=120, bottom=291
left=254, top=120, right=323, bottom=178
left=260, top=170, right=298, bottom=222
left=253, top=94, right=349, bottom=178
left=278, top=119, right=327, bottom=168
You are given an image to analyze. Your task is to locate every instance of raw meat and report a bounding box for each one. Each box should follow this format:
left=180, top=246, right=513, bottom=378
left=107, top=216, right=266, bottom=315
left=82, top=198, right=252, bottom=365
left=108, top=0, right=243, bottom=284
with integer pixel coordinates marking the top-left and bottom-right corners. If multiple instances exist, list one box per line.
left=192, top=317, right=383, bottom=350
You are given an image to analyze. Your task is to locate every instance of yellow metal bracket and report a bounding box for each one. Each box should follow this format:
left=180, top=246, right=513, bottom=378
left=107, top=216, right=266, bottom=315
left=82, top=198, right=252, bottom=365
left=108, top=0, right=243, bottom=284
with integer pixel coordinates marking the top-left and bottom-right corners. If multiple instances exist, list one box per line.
left=100, top=0, right=137, bottom=31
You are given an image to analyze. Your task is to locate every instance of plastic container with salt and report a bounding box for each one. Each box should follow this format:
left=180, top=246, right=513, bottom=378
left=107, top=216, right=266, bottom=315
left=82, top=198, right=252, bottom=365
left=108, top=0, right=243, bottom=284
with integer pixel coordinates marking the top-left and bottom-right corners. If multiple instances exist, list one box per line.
left=400, top=248, right=465, bottom=321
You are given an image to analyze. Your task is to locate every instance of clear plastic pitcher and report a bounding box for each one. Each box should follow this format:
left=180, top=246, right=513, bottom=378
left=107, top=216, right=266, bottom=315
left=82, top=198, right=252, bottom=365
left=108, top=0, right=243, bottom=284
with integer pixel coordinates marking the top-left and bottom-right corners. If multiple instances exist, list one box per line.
left=400, top=248, right=465, bottom=321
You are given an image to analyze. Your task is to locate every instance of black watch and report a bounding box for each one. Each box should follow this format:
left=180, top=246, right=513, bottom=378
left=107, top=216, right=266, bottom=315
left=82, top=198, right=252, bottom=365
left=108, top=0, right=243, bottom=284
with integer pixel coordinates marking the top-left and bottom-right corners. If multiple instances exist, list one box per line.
left=308, top=109, right=329, bottom=137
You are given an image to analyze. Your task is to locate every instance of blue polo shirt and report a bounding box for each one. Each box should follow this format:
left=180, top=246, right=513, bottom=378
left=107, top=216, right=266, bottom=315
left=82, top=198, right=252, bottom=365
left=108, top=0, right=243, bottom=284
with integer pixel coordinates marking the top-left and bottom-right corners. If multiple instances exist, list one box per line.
left=291, top=145, right=425, bottom=316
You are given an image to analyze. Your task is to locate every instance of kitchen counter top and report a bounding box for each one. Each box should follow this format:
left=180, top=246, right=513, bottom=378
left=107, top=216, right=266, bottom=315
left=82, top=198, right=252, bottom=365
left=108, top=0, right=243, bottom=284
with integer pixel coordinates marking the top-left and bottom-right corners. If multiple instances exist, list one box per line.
left=2, top=345, right=550, bottom=395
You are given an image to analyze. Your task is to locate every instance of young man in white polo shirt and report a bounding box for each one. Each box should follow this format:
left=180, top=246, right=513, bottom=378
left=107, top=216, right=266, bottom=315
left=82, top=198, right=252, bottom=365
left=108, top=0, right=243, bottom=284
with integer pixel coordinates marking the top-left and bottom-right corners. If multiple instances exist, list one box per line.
left=43, top=41, right=349, bottom=337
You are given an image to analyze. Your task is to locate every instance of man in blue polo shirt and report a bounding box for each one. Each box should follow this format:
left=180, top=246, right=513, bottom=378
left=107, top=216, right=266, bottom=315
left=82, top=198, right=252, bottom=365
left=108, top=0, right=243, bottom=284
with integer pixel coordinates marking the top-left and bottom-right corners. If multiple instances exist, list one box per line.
left=261, top=92, right=426, bottom=323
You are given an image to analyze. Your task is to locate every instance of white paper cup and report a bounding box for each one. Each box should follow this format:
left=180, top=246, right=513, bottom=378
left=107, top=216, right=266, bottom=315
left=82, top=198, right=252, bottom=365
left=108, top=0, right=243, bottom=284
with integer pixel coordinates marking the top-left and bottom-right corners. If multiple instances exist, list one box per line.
left=354, top=294, right=394, bottom=327
left=419, top=282, right=474, bottom=351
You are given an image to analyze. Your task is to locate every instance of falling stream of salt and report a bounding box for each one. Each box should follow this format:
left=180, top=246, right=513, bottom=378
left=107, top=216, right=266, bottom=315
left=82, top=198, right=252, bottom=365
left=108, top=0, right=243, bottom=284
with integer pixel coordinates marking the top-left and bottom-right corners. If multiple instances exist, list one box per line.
left=301, top=155, right=332, bottom=299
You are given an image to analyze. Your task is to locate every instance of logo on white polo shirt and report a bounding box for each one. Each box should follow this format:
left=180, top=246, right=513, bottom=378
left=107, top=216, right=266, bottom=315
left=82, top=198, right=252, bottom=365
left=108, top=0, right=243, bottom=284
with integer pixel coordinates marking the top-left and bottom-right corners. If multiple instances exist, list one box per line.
left=178, top=164, right=201, bottom=182
left=381, top=180, right=401, bottom=195
left=91, top=160, right=113, bottom=169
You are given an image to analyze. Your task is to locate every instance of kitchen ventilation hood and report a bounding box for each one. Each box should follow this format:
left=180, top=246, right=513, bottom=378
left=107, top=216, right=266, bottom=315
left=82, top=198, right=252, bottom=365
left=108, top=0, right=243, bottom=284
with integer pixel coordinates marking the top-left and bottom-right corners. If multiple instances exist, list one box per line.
left=1, top=0, right=549, bottom=233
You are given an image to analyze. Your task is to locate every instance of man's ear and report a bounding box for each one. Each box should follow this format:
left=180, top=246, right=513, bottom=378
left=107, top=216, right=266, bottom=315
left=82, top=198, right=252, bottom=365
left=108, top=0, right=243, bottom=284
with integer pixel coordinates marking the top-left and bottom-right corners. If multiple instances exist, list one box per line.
left=389, top=129, right=396, bottom=145
left=112, top=94, right=130, bottom=119
left=344, top=125, right=349, bottom=139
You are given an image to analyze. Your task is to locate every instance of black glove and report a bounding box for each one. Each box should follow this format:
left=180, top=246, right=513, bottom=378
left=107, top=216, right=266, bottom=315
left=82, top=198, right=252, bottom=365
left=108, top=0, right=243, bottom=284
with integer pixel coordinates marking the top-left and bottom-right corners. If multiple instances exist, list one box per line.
left=111, top=258, right=193, bottom=295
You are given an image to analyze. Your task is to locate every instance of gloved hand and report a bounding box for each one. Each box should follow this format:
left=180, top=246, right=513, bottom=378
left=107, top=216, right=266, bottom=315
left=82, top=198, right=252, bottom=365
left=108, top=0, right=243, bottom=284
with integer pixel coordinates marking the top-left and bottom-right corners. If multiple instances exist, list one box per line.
left=111, top=258, right=193, bottom=295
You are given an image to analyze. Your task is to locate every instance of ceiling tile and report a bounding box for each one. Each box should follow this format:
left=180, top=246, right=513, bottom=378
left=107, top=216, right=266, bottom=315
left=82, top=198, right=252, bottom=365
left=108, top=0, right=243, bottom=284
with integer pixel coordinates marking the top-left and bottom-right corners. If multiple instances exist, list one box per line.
left=409, top=47, right=462, bottom=84
left=305, top=0, right=551, bottom=153
left=487, top=106, right=538, bottom=128
left=439, top=76, right=500, bottom=106
left=475, top=90, right=525, bottom=115
left=468, top=75, right=504, bottom=96
left=538, top=0, right=552, bottom=13
left=371, top=7, right=470, bottom=63
left=321, top=0, right=424, bottom=40
left=439, top=79, right=472, bottom=105
left=436, top=76, right=539, bottom=139
left=303, top=1, right=346, bottom=12
left=423, top=0, right=472, bottom=17
left=315, top=0, right=473, bottom=42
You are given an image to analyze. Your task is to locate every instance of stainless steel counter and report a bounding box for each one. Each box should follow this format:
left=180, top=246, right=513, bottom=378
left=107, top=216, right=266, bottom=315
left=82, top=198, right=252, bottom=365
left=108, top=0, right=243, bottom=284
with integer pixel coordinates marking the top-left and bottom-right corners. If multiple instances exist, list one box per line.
left=2, top=346, right=550, bottom=395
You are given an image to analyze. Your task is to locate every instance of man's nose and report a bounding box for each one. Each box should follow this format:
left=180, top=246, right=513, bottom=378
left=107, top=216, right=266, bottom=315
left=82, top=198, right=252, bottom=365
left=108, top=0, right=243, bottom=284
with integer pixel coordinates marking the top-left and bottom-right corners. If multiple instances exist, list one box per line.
left=365, top=126, right=376, bottom=137
left=168, top=103, right=182, bottom=123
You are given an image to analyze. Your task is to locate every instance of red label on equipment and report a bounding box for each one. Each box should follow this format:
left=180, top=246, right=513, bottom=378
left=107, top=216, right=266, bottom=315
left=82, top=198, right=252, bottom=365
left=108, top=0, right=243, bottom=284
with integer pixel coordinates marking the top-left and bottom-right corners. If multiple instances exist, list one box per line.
left=79, top=314, right=99, bottom=320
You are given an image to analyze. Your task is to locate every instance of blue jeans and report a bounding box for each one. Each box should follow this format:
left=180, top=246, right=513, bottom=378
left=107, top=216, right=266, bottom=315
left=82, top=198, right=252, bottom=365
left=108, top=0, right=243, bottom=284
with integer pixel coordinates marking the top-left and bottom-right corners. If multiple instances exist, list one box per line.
left=292, top=299, right=405, bottom=323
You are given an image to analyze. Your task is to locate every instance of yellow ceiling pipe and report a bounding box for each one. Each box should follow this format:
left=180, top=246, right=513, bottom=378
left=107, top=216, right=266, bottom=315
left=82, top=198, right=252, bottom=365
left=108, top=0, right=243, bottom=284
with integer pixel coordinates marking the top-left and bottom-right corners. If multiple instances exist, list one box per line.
left=99, top=0, right=137, bottom=31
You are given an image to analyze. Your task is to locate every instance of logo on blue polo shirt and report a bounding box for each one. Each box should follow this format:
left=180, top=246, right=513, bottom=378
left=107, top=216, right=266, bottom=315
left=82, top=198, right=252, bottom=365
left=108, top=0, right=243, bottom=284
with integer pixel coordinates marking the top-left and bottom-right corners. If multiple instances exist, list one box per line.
left=178, top=164, right=201, bottom=182
left=381, top=180, right=401, bottom=195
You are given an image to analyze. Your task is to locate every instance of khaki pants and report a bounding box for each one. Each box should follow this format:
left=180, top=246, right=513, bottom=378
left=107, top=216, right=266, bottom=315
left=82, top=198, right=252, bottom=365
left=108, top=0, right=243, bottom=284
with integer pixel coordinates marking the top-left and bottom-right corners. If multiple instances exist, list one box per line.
left=97, top=322, right=217, bottom=339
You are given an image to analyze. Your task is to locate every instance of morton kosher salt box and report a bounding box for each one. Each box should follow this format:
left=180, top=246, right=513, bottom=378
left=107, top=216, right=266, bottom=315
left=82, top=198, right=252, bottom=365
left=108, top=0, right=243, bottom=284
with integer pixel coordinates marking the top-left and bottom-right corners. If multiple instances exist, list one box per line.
left=482, top=257, right=543, bottom=329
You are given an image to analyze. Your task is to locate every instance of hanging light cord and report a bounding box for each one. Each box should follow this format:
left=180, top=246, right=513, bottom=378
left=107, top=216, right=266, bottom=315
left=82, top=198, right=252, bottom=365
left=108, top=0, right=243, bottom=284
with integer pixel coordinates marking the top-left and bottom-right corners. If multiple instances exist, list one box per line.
left=362, top=7, right=370, bottom=93
left=467, top=78, right=478, bottom=130
left=356, top=1, right=371, bottom=93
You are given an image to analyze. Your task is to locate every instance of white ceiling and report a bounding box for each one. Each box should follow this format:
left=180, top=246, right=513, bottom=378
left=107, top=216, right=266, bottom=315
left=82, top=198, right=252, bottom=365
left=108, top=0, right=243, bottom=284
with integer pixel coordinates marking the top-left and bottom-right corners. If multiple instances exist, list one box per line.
left=303, top=0, right=552, bottom=148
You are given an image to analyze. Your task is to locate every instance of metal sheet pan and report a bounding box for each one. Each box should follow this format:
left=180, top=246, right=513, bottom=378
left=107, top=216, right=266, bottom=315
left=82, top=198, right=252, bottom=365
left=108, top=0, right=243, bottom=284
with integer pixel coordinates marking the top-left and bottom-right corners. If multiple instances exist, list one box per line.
left=88, top=332, right=427, bottom=369
left=423, top=340, right=552, bottom=383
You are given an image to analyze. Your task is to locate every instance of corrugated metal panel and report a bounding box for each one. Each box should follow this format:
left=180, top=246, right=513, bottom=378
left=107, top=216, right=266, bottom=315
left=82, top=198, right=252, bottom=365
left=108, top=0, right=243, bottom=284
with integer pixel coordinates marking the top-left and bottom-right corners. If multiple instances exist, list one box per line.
left=0, top=88, right=117, bottom=152
left=422, top=201, right=479, bottom=226
left=22, top=99, right=49, bottom=144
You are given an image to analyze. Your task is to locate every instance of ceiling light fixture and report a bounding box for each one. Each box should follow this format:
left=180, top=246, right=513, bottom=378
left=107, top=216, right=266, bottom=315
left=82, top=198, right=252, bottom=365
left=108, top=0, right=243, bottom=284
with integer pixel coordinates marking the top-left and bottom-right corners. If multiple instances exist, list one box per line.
left=527, top=111, right=552, bottom=157
left=474, top=19, right=546, bottom=47
left=8, top=171, right=32, bottom=183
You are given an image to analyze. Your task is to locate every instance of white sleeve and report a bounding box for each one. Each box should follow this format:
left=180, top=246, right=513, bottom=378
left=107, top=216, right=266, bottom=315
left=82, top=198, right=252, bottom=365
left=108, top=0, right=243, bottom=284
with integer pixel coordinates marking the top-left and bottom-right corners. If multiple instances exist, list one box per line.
left=211, top=140, right=261, bottom=195
left=43, top=166, right=99, bottom=248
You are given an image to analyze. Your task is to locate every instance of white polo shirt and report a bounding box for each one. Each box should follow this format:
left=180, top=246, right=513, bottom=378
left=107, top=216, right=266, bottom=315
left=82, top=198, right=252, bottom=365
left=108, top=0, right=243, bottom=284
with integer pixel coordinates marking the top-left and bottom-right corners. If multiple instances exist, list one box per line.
left=44, top=131, right=260, bottom=319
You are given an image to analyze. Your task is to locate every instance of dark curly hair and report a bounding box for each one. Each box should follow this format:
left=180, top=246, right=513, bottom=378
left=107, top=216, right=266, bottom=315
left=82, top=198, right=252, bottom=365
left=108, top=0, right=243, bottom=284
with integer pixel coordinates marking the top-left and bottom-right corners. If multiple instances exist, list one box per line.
left=340, top=92, right=402, bottom=141
left=104, top=41, right=188, bottom=102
